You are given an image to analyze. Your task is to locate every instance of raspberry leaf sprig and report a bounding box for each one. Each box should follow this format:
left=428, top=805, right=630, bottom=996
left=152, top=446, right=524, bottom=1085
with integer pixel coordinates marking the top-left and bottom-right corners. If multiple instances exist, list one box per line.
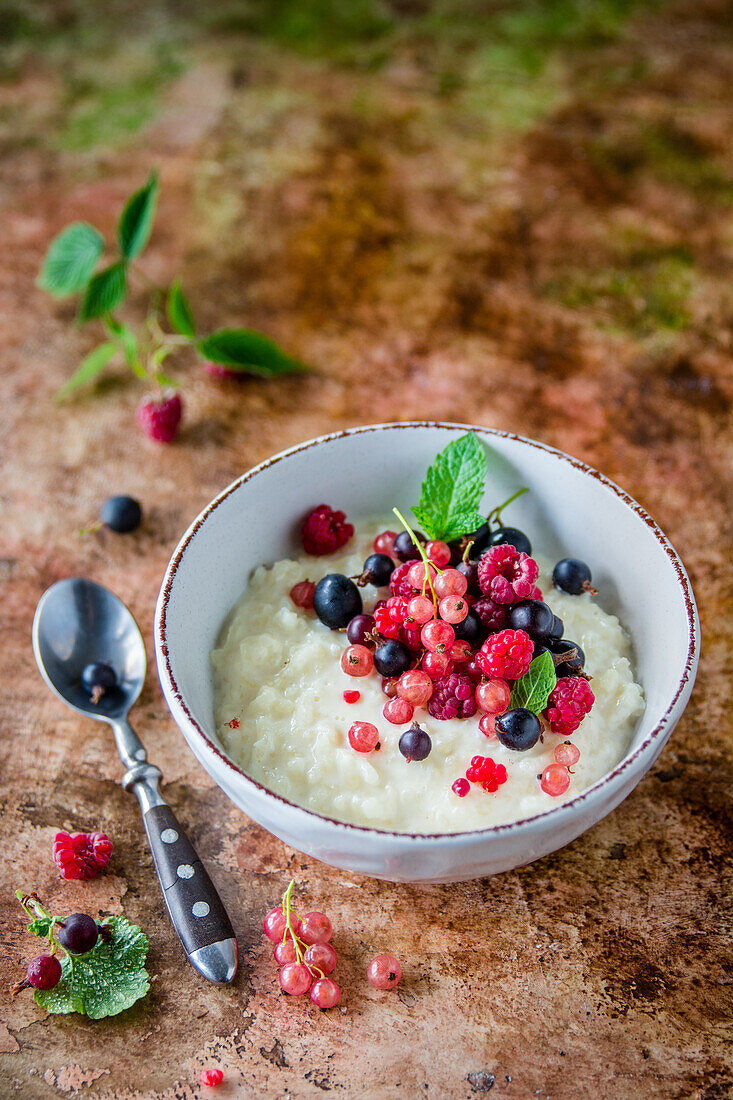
left=13, top=891, right=149, bottom=1019
left=38, top=170, right=305, bottom=408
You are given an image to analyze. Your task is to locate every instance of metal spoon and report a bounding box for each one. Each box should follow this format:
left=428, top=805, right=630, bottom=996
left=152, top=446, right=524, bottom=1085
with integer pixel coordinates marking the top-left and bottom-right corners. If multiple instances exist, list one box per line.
left=32, top=577, right=238, bottom=984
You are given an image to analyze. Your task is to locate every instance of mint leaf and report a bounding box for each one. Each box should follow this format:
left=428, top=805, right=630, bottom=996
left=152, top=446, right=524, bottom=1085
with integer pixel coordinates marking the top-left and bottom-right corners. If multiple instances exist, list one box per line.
left=197, top=328, right=305, bottom=376
left=167, top=281, right=195, bottom=337
left=509, top=651, right=557, bottom=714
left=34, top=916, right=149, bottom=1019
left=55, top=342, right=117, bottom=401
left=38, top=223, right=104, bottom=298
left=117, top=170, right=159, bottom=260
left=411, top=432, right=487, bottom=542
left=78, top=262, right=127, bottom=323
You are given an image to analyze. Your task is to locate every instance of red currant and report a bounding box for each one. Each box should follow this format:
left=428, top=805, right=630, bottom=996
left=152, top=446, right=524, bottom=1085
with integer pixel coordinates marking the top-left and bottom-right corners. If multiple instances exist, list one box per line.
left=452, top=778, right=470, bottom=797
left=407, top=561, right=437, bottom=588
left=263, top=907, right=287, bottom=943
left=383, top=697, right=414, bottom=724
left=540, top=763, right=570, bottom=796
left=554, top=741, right=580, bottom=767
left=421, top=651, right=453, bottom=680
left=348, top=721, right=380, bottom=753
left=438, top=595, right=468, bottom=624
left=382, top=677, right=399, bottom=697
left=290, top=580, right=315, bottom=609
left=450, top=640, right=472, bottom=663
left=374, top=530, right=397, bottom=556
left=279, top=963, right=312, bottom=995
left=341, top=645, right=374, bottom=677
left=434, top=569, right=468, bottom=598
left=274, top=938, right=298, bottom=965
left=300, top=912, right=332, bottom=945
left=397, top=669, right=433, bottom=707
left=310, top=977, right=341, bottom=1008
left=304, top=941, right=337, bottom=975
left=479, top=714, right=498, bottom=739
left=367, top=954, right=401, bottom=990
left=475, top=678, right=511, bottom=715
left=421, top=619, right=455, bottom=653
left=426, top=540, right=451, bottom=567
left=406, top=595, right=434, bottom=623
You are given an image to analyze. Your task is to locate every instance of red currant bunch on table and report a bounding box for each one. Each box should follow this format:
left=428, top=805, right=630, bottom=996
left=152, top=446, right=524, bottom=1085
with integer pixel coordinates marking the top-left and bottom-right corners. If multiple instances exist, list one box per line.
left=263, top=880, right=340, bottom=1009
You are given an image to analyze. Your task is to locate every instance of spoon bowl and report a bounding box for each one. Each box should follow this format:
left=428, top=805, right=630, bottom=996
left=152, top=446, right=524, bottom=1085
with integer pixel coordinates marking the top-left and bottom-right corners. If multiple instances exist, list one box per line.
left=33, top=578, right=146, bottom=720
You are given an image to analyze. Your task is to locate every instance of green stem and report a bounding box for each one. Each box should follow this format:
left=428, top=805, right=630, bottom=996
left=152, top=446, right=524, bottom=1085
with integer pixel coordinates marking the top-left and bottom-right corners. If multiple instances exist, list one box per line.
left=486, top=487, right=528, bottom=528
left=393, top=508, right=439, bottom=613
left=280, top=879, right=305, bottom=965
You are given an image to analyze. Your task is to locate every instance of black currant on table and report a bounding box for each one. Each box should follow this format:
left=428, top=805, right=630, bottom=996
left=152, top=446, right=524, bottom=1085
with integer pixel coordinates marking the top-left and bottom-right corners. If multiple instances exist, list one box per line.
left=100, top=495, right=142, bottom=533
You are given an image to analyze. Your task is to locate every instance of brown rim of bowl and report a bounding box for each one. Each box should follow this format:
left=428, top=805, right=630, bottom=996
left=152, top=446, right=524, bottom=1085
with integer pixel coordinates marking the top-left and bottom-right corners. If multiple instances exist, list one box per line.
left=156, top=422, right=699, bottom=841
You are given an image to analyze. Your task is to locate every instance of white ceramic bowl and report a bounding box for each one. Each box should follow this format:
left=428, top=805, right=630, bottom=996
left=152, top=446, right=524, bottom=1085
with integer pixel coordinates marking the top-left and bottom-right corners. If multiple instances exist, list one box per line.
left=155, top=424, right=698, bottom=884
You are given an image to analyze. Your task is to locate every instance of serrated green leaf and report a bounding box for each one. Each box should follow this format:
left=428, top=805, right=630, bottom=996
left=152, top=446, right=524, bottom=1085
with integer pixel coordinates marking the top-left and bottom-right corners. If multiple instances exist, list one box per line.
left=197, top=328, right=305, bottom=376
left=117, top=170, right=159, bottom=260
left=167, top=281, right=195, bottom=337
left=55, top=342, right=118, bottom=401
left=78, top=263, right=127, bottom=323
left=509, top=650, right=557, bottom=714
left=34, top=916, right=149, bottom=1019
left=411, top=432, right=487, bottom=542
left=38, top=223, right=104, bottom=298
left=28, top=917, right=53, bottom=937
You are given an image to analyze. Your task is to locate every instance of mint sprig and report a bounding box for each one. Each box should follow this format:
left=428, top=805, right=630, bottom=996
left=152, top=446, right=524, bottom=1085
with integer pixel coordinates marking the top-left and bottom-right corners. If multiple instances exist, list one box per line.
left=411, top=432, right=487, bottom=542
left=509, top=651, right=557, bottom=714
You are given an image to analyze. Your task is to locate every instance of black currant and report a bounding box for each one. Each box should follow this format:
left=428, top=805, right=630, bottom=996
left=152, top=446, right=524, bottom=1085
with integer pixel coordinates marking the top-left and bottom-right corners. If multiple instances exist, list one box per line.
left=100, top=495, right=142, bottom=533
left=456, top=559, right=481, bottom=596
left=313, top=574, right=362, bottom=629
left=452, top=607, right=486, bottom=648
left=552, top=558, right=592, bottom=595
left=399, top=722, right=432, bottom=762
left=393, top=531, right=425, bottom=562
left=550, top=638, right=585, bottom=677
left=467, top=523, right=492, bottom=560
left=549, top=614, right=564, bottom=641
left=508, top=599, right=554, bottom=639
left=374, top=640, right=412, bottom=678
left=58, top=913, right=99, bottom=954
left=81, top=662, right=117, bottom=696
left=495, top=708, right=541, bottom=751
left=346, top=614, right=375, bottom=647
left=487, top=526, right=532, bottom=556
left=361, top=553, right=394, bottom=587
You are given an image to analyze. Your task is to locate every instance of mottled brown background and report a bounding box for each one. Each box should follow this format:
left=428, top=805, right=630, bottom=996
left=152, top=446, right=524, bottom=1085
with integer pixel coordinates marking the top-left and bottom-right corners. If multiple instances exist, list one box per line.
left=1, top=1, right=731, bottom=1097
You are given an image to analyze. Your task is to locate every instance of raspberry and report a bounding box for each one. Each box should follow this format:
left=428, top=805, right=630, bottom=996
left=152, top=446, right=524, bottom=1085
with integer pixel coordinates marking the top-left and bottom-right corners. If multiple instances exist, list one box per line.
left=477, top=544, right=540, bottom=606
left=200, top=1068, right=224, bottom=1088
left=374, top=597, right=409, bottom=640
left=136, top=392, right=183, bottom=443
left=389, top=561, right=417, bottom=598
left=464, top=755, right=508, bottom=793
left=53, top=831, right=113, bottom=880
left=427, top=672, right=478, bottom=720
left=472, top=597, right=509, bottom=634
left=476, top=629, right=534, bottom=681
left=546, top=676, right=595, bottom=736
left=301, top=504, right=354, bottom=555
left=204, top=362, right=240, bottom=379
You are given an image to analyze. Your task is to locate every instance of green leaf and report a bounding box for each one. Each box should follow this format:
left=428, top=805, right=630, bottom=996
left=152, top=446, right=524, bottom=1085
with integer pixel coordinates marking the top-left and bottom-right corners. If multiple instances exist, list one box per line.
left=117, top=170, right=159, bottom=260
left=55, top=342, right=118, bottom=401
left=34, top=916, right=149, bottom=1019
left=38, top=223, right=104, bottom=298
left=509, top=651, right=557, bottom=715
left=411, top=432, right=487, bottom=542
left=105, top=317, right=139, bottom=368
left=197, top=329, right=305, bottom=376
left=28, top=917, right=53, bottom=937
left=167, top=281, right=195, bottom=337
left=78, top=263, right=127, bottom=323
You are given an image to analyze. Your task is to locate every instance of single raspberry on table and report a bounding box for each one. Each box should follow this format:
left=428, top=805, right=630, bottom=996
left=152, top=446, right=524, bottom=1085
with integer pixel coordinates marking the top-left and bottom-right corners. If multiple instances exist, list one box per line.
left=472, top=596, right=509, bottom=634
left=53, top=831, right=113, bottom=880
left=389, top=561, right=417, bottom=598
left=477, top=544, right=539, bottom=605
left=200, top=1067, right=224, bottom=1088
left=546, top=676, right=595, bottom=736
left=476, top=628, right=534, bottom=681
left=427, top=672, right=478, bottom=720
left=301, top=504, right=354, bottom=555
left=136, top=392, right=183, bottom=443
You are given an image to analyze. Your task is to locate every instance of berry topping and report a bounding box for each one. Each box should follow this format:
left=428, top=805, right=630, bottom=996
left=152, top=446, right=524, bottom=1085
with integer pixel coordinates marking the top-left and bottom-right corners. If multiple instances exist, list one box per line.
left=452, top=607, right=488, bottom=649
left=389, top=561, right=418, bottom=598
left=397, top=669, right=434, bottom=707
left=456, top=559, right=481, bottom=595
left=451, top=640, right=472, bottom=663
left=554, top=741, right=580, bottom=767
left=304, top=942, right=337, bottom=975
left=421, top=650, right=453, bottom=681
left=26, top=954, right=62, bottom=990
left=313, top=574, right=362, bottom=629
left=425, top=540, right=451, bottom=567
left=81, top=662, right=117, bottom=704
left=475, top=678, right=511, bottom=715
left=438, top=595, right=469, bottom=624
left=471, top=597, right=509, bottom=634
left=301, top=504, right=354, bottom=556
left=200, top=1069, right=224, bottom=1088
left=310, top=977, right=341, bottom=1009
left=290, top=580, right=316, bottom=609
left=540, top=763, right=571, bottom=796
left=550, top=638, right=586, bottom=677
left=427, top=672, right=478, bottom=720
left=494, top=708, right=542, bottom=751
left=299, top=912, right=333, bottom=945
left=53, top=831, right=113, bottom=881
left=477, top=544, right=539, bottom=605
left=346, top=614, right=376, bottom=646
left=343, top=689, right=360, bottom=704
left=383, top=696, right=414, bottom=725
left=398, top=722, right=432, bottom=761
left=487, top=526, right=532, bottom=556
left=100, top=495, right=142, bottom=533
left=421, top=619, right=455, bottom=653
left=136, top=392, right=183, bottom=443
left=552, top=558, right=595, bottom=595
left=464, top=755, right=508, bottom=792
left=382, top=677, right=399, bottom=697
left=406, top=595, right=434, bottom=623
left=393, top=530, right=424, bottom=562
left=360, top=553, right=395, bottom=587
left=279, top=962, right=313, bottom=996
left=434, top=568, right=468, bottom=598
left=546, top=676, right=595, bottom=736
left=549, top=614, right=564, bottom=641
left=476, top=628, right=534, bottom=681
left=508, top=598, right=554, bottom=640
left=374, top=639, right=412, bottom=678
left=348, top=721, right=380, bottom=753
left=452, top=778, right=470, bottom=797
left=374, top=597, right=410, bottom=640
left=367, top=954, right=402, bottom=990
left=373, top=530, right=397, bottom=555
left=341, top=645, right=374, bottom=677
left=479, top=714, right=498, bottom=739
left=58, top=913, right=99, bottom=955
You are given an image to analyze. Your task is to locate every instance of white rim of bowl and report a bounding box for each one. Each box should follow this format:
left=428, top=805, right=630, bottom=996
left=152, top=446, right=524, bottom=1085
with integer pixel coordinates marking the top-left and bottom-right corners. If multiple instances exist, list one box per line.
left=155, top=422, right=699, bottom=841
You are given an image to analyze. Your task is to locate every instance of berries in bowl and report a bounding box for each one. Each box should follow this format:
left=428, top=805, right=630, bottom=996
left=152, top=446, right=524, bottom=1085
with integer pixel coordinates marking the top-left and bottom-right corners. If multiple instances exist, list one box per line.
left=155, top=424, right=698, bottom=883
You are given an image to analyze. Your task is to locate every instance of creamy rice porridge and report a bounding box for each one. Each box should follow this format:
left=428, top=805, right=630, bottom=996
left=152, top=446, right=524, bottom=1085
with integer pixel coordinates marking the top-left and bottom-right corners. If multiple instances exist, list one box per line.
left=212, top=519, right=645, bottom=833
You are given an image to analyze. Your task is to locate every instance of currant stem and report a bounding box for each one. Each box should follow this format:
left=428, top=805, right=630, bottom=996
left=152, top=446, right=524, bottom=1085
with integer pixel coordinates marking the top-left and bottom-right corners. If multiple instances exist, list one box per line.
left=280, top=879, right=305, bottom=965
left=392, top=508, right=440, bottom=612
left=486, top=487, right=528, bottom=528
